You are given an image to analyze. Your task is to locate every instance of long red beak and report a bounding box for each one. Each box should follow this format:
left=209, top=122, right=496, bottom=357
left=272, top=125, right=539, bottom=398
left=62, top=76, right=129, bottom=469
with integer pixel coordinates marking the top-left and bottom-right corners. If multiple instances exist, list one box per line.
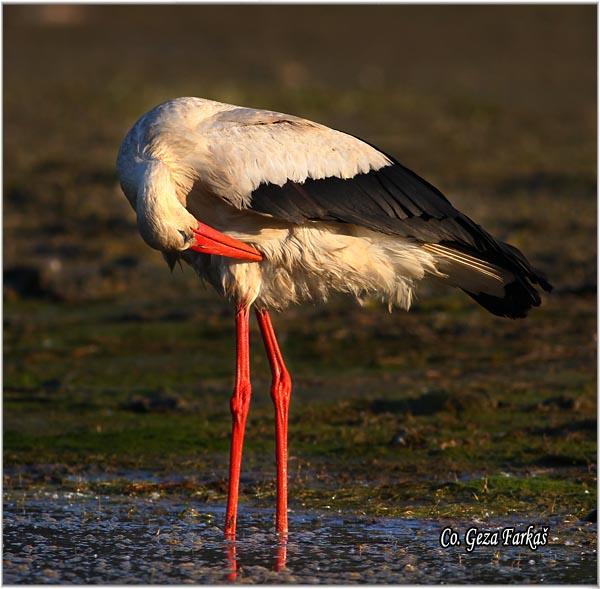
left=190, top=221, right=263, bottom=262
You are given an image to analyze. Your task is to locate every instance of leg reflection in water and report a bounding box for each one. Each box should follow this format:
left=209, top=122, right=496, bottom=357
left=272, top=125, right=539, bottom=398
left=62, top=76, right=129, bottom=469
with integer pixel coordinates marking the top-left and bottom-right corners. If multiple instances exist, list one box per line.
left=224, top=536, right=288, bottom=580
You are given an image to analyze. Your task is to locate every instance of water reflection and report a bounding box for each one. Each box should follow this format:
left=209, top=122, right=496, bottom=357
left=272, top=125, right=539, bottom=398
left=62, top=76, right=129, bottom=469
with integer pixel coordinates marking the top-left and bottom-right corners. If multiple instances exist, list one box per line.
left=3, top=491, right=596, bottom=584
left=226, top=540, right=237, bottom=581
left=226, top=535, right=286, bottom=580
left=276, top=539, right=287, bottom=572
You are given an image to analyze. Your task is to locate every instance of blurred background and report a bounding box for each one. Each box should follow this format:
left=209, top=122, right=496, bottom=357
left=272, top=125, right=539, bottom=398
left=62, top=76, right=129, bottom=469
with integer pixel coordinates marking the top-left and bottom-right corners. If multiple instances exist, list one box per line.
left=4, top=5, right=596, bottom=299
left=3, top=6, right=597, bottom=578
left=4, top=5, right=595, bottom=301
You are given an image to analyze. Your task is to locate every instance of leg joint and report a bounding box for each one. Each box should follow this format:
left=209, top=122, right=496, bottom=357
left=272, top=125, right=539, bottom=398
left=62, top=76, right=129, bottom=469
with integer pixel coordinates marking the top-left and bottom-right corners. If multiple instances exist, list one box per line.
left=271, top=367, right=291, bottom=393
left=270, top=369, right=292, bottom=410
left=230, top=383, right=252, bottom=416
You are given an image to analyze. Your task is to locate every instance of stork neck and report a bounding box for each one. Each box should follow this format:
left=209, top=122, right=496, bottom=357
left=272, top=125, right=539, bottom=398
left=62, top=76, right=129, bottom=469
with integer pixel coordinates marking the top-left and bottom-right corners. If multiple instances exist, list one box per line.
left=136, top=159, right=196, bottom=252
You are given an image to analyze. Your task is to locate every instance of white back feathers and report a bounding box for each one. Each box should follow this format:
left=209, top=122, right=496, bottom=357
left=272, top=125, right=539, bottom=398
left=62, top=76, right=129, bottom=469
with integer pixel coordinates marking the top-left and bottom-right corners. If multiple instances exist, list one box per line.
left=119, top=97, right=391, bottom=209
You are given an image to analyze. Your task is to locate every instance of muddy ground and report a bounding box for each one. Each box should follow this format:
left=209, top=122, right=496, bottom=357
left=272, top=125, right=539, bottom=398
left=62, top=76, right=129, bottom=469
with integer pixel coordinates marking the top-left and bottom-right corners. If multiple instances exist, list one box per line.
left=3, top=5, right=596, bottom=584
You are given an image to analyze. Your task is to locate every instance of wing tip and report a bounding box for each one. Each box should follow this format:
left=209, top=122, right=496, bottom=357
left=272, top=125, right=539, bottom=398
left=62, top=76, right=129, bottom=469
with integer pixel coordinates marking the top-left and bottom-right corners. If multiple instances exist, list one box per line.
left=463, top=277, right=550, bottom=319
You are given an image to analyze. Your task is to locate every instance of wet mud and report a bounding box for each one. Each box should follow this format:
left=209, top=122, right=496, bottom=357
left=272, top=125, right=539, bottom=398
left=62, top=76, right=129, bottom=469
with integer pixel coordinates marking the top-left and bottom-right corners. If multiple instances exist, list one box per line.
left=3, top=491, right=596, bottom=584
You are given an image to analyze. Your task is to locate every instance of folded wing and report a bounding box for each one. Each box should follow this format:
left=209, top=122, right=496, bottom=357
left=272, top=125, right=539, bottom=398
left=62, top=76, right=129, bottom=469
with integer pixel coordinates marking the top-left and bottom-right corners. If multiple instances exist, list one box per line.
left=193, top=107, right=552, bottom=318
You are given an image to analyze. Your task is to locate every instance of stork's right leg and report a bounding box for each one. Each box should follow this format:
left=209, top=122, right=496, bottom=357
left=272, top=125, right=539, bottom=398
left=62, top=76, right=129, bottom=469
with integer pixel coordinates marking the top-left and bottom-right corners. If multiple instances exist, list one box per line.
left=225, top=304, right=253, bottom=539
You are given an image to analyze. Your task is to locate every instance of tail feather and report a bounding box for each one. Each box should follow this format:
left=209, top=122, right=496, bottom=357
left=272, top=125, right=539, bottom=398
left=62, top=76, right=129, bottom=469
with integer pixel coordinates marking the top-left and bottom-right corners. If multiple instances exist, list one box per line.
left=423, top=240, right=553, bottom=319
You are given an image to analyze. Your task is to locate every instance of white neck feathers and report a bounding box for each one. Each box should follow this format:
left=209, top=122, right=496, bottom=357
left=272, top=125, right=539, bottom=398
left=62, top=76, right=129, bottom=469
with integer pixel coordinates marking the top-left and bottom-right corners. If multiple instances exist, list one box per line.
left=136, top=159, right=197, bottom=252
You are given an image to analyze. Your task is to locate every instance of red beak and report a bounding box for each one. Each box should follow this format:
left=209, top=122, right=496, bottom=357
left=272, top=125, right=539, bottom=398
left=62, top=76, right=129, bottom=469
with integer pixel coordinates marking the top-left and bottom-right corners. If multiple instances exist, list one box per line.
left=190, top=221, right=263, bottom=262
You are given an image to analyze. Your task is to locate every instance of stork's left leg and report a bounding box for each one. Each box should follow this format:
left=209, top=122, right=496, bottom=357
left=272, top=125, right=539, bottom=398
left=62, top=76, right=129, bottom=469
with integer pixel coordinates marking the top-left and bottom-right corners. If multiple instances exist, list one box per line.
left=255, top=309, right=292, bottom=536
left=225, top=304, right=253, bottom=539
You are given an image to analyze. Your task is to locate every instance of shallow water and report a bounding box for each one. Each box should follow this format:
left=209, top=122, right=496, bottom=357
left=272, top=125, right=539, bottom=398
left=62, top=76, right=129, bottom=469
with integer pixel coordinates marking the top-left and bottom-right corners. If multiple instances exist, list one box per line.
left=3, top=491, right=596, bottom=584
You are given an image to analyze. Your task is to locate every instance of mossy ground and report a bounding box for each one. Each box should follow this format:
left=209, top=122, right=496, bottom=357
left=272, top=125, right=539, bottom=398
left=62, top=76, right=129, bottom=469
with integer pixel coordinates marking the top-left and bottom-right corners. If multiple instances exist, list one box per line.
left=3, top=5, right=596, bottom=525
left=4, top=293, right=596, bottom=520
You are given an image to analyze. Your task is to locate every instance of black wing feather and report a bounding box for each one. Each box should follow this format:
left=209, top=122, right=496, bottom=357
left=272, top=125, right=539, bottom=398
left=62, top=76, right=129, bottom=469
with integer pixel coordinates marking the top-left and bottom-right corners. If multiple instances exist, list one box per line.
left=249, top=160, right=486, bottom=247
left=247, top=147, right=552, bottom=318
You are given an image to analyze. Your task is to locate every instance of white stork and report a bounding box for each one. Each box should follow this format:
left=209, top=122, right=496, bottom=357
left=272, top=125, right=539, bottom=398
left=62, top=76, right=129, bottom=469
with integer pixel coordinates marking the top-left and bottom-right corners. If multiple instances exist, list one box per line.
left=117, top=97, right=551, bottom=539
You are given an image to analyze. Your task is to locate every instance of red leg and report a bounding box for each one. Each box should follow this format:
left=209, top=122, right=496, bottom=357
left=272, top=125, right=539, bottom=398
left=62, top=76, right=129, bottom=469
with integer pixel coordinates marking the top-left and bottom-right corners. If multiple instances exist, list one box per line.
left=225, top=304, right=253, bottom=539
left=255, top=309, right=292, bottom=537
